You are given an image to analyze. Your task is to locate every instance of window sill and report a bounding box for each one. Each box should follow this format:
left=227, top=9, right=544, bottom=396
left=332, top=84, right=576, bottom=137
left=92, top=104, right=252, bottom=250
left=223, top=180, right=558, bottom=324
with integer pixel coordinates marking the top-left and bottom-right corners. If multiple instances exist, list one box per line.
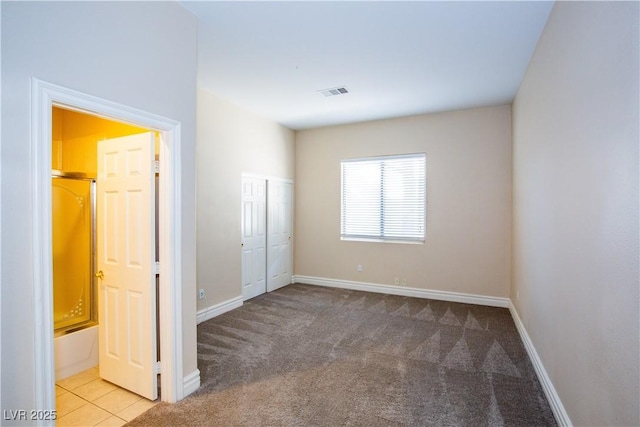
left=341, top=237, right=425, bottom=245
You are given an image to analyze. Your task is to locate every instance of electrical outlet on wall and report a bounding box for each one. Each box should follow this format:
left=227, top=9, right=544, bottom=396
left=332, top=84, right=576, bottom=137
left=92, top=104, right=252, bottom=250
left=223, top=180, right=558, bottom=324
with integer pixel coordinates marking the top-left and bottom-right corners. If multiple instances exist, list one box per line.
left=357, top=264, right=363, bottom=272
left=401, top=278, right=407, bottom=286
left=394, top=277, right=400, bottom=285
left=199, top=289, right=205, bottom=300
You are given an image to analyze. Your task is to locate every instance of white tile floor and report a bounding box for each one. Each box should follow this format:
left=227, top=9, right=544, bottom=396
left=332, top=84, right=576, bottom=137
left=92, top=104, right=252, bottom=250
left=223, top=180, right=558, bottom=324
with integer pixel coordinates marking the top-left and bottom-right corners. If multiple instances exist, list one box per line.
left=56, top=367, right=158, bottom=426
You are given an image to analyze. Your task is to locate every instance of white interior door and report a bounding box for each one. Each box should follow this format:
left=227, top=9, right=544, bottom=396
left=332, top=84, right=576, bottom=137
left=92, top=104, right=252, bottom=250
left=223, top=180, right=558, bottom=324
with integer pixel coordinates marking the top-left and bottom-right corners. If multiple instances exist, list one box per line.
left=97, top=132, right=157, bottom=400
left=267, top=180, right=293, bottom=292
left=241, top=176, right=267, bottom=300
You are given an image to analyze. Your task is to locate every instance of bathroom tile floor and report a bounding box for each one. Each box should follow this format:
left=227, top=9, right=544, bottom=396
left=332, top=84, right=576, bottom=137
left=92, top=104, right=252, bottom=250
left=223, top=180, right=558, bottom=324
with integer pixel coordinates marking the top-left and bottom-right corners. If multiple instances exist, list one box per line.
left=56, top=367, right=159, bottom=426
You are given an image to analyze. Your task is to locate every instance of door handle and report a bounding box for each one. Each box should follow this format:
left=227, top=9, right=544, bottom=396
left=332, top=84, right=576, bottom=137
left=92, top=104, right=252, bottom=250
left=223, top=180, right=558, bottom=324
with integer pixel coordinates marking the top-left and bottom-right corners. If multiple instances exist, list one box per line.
left=95, top=270, right=104, bottom=280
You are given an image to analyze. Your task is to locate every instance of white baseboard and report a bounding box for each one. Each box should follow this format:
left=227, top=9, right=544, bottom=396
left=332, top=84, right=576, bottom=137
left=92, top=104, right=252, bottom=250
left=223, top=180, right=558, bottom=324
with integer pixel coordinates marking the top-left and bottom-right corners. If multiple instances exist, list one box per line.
left=292, top=275, right=510, bottom=308
left=196, top=296, right=243, bottom=324
left=182, top=369, right=200, bottom=397
left=509, top=302, right=572, bottom=427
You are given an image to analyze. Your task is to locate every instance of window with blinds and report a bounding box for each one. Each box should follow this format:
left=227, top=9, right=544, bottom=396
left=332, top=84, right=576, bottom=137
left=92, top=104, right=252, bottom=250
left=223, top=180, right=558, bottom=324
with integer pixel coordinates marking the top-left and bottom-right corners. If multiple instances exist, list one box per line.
left=341, top=153, right=426, bottom=242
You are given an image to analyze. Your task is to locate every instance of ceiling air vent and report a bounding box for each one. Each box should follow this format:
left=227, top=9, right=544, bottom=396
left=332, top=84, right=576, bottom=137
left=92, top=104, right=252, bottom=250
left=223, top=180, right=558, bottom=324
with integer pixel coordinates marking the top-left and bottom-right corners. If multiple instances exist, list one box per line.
left=318, top=86, right=349, bottom=97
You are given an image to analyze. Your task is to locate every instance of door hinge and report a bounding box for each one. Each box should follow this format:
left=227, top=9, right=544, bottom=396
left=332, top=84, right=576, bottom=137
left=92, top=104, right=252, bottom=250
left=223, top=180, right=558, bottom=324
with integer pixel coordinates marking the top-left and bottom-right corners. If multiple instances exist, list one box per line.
left=155, top=261, right=160, bottom=275
left=154, top=361, right=162, bottom=374
left=153, top=160, right=160, bottom=174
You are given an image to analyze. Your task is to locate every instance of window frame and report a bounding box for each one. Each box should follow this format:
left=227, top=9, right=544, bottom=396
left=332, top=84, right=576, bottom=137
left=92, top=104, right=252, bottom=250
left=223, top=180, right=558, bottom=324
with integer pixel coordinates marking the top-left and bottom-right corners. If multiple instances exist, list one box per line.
left=340, top=153, right=426, bottom=244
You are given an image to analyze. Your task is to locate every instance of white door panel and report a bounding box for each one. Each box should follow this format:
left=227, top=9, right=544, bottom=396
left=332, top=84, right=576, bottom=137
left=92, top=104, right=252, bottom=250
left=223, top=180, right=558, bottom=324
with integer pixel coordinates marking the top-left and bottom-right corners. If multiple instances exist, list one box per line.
left=241, top=177, right=267, bottom=300
left=97, top=132, right=157, bottom=400
left=267, top=180, right=293, bottom=292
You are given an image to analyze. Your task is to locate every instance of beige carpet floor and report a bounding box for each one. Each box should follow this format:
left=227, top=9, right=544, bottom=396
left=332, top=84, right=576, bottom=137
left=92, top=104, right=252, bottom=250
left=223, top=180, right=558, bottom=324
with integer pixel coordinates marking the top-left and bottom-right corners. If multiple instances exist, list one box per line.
left=126, top=283, right=556, bottom=426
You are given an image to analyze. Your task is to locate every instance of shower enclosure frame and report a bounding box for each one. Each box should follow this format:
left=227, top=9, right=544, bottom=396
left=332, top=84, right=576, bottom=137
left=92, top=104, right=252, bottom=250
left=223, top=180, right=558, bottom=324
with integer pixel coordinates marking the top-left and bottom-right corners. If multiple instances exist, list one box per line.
left=51, top=170, right=98, bottom=336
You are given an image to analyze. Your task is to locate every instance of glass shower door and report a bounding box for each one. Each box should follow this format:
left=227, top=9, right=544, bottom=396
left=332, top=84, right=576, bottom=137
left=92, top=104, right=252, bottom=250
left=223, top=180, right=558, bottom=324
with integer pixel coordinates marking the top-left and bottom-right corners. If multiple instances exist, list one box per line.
left=52, top=175, right=96, bottom=333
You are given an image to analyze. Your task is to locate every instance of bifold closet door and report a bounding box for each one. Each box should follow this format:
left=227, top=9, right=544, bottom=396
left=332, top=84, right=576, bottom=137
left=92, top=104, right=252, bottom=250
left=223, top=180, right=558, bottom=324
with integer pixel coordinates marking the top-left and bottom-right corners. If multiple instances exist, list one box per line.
left=241, top=176, right=267, bottom=300
left=267, top=180, right=293, bottom=292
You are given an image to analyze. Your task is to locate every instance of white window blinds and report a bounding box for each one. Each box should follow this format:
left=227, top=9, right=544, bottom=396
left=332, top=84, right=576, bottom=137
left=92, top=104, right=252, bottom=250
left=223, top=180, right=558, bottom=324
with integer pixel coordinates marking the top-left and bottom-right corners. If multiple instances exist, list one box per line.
left=341, top=153, right=426, bottom=242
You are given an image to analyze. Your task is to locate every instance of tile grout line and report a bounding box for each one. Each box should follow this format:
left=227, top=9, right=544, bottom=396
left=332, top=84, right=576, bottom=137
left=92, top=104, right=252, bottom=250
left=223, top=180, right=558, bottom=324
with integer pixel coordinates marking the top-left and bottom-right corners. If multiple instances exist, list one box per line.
left=54, top=402, right=112, bottom=426
left=56, top=383, right=158, bottom=425
left=56, top=383, right=140, bottom=424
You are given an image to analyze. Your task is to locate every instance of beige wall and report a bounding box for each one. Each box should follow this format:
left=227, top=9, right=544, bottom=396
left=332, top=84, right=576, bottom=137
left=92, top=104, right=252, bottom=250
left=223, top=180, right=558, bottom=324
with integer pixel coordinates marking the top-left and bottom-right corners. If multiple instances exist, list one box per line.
left=1, top=1, right=197, bottom=416
left=196, top=89, right=295, bottom=309
left=295, top=106, right=512, bottom=298
left=512, top=2, right=639, bottom=425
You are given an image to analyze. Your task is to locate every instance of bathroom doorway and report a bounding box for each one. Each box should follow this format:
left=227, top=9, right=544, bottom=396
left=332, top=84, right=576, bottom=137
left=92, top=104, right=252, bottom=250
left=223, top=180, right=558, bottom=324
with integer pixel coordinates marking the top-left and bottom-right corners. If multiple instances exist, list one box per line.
left=32, top=79, right=187, bottom=416
left=52, top=106, right=160, bottom=402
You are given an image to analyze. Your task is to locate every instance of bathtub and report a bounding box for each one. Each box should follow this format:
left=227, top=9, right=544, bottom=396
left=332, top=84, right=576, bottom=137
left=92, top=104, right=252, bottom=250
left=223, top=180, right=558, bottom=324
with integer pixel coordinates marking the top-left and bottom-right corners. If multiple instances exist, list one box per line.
left=54, top=325, right=99, bottom=380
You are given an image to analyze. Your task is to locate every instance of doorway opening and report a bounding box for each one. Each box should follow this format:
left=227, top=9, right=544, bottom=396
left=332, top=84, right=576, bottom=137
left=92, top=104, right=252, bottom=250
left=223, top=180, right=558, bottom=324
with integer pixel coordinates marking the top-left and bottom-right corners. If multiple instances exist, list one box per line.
left=51, top=106, right=159, bottom=394
left=31, top=79, right=188, bottom=418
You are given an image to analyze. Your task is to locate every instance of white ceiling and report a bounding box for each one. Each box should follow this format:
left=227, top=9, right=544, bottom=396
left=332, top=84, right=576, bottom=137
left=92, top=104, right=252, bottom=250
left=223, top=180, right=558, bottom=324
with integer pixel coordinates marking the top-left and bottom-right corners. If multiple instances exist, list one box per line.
left=180, top=1, right=554, bottom=130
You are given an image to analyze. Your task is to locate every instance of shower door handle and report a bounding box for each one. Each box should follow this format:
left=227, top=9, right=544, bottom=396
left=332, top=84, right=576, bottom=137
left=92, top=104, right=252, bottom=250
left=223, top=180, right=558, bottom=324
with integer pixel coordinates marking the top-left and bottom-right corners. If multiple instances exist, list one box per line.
left=95, top=270, right=104, bottom=280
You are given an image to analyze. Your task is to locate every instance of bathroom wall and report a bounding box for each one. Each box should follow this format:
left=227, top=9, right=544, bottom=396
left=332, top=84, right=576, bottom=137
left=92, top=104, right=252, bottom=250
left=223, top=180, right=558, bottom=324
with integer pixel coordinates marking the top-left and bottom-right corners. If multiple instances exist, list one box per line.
left=52, top=108, right=63, bottom=170
left=52, top=107, right=149, bottom=175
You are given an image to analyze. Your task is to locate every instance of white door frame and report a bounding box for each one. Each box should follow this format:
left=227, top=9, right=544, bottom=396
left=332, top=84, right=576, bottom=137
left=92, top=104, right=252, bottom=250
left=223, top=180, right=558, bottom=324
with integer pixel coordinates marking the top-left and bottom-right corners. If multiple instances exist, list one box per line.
left=31, top=79, right=184, bottom=417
